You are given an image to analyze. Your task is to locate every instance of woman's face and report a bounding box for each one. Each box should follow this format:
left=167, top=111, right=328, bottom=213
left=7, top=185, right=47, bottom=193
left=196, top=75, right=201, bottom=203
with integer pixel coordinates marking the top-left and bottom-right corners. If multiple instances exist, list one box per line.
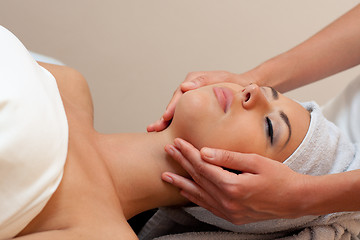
left=169, top=83, right=310, bottom=162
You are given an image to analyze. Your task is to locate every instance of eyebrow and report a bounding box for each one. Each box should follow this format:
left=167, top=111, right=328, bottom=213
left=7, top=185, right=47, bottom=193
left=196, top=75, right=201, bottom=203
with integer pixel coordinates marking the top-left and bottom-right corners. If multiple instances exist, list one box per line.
left=269, top=87, right=279, bottom=100
left=265, top=86, right=292, bottom=147
left=280, top=111, right=292, bottom=147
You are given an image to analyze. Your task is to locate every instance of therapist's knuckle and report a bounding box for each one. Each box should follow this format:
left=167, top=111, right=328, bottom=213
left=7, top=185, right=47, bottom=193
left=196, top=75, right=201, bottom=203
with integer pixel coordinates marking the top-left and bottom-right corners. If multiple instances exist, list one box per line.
left=254, top=155, right=266, bottom=169
left=223, top=182, right=240, bottom=198
left=193, top=190, right=205, bottom=202
left=193, top=75, right=208, bottom=86
left=252, top=153, right=264, bottom=162
left=220, top=150, right=235, bottom=164
left=196, top=162, right=207, bottom=176
left=184, top=145, right=201, bottom=160
left=191, top=173, right=201, bottom=184
left=221, top=198, right=239, bottom=213
left=192, top=173, right=204, bottom=186
left=244, top=153, right=259, bottom=167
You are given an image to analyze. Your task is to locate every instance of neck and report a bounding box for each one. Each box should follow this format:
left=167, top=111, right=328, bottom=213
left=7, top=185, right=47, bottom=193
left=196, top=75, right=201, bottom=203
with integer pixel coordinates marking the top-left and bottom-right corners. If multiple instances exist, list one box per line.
left=96, top=128, right=188, bottom=219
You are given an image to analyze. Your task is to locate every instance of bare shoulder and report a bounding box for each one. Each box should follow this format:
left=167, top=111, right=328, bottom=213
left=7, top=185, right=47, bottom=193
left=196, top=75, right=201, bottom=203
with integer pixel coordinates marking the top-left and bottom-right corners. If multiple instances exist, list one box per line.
left=38, top=62, right=94, bottom=126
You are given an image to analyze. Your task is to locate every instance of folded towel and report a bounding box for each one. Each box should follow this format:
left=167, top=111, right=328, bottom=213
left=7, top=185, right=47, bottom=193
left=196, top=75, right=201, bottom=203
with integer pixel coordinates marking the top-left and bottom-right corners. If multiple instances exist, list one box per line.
left=139, top=101, right=360, bottom=240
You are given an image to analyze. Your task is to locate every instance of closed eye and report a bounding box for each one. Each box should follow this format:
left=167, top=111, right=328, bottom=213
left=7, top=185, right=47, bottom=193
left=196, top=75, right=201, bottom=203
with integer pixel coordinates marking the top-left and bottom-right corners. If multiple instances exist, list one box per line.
left=266, top=117, right=274, bottom=144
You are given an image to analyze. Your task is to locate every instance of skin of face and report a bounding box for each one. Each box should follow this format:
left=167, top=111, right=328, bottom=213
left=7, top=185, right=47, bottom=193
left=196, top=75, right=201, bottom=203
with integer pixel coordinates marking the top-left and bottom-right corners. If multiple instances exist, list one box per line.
left=169, top=83, right=310, bottom=162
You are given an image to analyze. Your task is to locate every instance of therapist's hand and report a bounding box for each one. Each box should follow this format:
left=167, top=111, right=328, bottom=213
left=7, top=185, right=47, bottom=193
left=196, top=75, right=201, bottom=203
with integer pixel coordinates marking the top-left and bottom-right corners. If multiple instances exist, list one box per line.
left=147, top=71, right=252, bottom=132
left=162, top=138, right=311, bottom=225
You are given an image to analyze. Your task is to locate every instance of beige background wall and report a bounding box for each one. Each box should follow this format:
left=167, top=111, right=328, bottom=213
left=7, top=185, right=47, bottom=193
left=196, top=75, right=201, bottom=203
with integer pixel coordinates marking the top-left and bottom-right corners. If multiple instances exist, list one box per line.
left=1, top=1, right=359, bottom=133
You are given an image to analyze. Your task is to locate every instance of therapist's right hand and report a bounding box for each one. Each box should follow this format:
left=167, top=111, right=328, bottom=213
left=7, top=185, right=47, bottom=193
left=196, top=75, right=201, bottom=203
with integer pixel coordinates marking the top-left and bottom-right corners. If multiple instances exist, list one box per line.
left=162, top=138, right=312, bottom=225
left=147, top=71, right=253, bottom=132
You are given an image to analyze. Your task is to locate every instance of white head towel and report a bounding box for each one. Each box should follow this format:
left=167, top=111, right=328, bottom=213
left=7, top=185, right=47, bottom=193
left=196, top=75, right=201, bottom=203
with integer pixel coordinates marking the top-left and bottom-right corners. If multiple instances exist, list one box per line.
left=284, top=101, right=358, bottom=175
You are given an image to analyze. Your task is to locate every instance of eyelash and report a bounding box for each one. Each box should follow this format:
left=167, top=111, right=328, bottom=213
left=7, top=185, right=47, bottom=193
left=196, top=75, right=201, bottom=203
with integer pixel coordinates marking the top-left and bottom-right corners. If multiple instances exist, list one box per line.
left=266, top=117, right=274, bottom=144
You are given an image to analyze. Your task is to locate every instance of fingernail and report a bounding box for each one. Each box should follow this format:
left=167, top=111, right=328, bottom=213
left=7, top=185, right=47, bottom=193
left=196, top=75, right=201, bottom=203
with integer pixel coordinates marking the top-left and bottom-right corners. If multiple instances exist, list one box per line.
left=165, top=145, right=175, bottom=155
left=182, top=82, right=197, bottom=88
left=201, top=147, right=214, bottom=159
left=174, top=138, right=182, bottom=149
left=162, top=174, right=173, bottom=184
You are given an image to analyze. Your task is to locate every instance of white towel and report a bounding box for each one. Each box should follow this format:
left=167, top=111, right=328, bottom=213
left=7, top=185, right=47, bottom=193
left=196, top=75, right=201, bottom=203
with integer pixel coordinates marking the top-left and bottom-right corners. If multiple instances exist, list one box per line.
left=322, top=74, right=360, bottom=143
left=139, top=102, right=360, bottom=240
left=0, top=26, right=68, bottom=239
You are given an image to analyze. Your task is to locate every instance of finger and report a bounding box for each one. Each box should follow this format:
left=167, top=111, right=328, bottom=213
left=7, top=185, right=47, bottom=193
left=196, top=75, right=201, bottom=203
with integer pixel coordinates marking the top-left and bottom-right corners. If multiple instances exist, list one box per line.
left=165, top=143, right=222, bottom=196
left=146, top=118, right=168, bottom=132
left=146, top=123, right=156, bottom=132
left=173, top=139, right=223, bottom=180
left=146, top=118, right=161, bottom=132
left=163, top=89, right=183, bottom=122
left=162, top=172, right=218, bottom=208
left=153, top=118, right=170, bottom=132
left=180, top=81, right=198, bottom=91
left=180, top=191, right=230, bottom=222
left=183, top=71, right=206, bottom=83
left=169, top=139, right=238, bottom=195
left=200, top=148, right=265, bottom=174
left=162, top=172, right=229, bottom=221
left=181, top=71, right=209, bottom=91
left=180, top=75, right=208, bottom=92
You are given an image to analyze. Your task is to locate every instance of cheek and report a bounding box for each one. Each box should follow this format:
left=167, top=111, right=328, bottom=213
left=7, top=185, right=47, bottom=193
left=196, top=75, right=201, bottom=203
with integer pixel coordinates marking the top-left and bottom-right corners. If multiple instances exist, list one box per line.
left=175, top=91, right=210, bottom=120
left=171, top=91, right=220, bottom=146
left=201, top=117, right=267, bottom=155
left=171, top=91, right=267, bottom=155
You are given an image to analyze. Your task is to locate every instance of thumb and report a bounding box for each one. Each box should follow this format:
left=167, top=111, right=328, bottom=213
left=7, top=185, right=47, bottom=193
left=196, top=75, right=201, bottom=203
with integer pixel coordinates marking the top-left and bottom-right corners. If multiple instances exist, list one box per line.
left=181, top=75, right=209, bottom=91
left=200, top=148, right=265, bottom=174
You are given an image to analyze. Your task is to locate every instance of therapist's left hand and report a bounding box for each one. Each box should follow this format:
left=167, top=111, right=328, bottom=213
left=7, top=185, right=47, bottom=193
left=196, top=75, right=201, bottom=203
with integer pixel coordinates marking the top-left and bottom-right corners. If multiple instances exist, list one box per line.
left=147, top=71, right=247, bottom=132
left=162, top=138, right=311, bottom=225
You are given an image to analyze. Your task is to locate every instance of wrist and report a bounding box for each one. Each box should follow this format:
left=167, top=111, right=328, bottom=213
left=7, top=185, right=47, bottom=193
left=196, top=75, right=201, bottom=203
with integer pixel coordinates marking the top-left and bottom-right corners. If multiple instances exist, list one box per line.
left=256, top=54, right=297, bottom=92
left=238, top=64, right=270, bottom=88
left=295, top=174, right=327, bottom=216
left=298, top=171, right=360, bottom=216
left=244, top=50, right=303, bottom=93
left=240, top=59, right=285, bottom=92
left=281, top=173, right=318, bottom=218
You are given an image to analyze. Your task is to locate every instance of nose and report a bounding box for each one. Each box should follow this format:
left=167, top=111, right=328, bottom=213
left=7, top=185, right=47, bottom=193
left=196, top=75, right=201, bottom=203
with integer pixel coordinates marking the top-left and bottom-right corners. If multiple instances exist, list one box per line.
left=241, top=84, right=269, bottom=110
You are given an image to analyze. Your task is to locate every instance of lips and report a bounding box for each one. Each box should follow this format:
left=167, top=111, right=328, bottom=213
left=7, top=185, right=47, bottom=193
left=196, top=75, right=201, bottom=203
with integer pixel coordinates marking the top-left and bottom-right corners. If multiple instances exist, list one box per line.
left=213, top=87, right=234, bottom=113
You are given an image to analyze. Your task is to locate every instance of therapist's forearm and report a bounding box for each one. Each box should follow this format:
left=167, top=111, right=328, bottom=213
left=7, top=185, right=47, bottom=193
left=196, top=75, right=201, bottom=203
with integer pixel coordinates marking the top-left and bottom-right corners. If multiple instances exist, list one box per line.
left=248, top=4, right=360, bottom=93
left=301, top=170, right=360, bottom=216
